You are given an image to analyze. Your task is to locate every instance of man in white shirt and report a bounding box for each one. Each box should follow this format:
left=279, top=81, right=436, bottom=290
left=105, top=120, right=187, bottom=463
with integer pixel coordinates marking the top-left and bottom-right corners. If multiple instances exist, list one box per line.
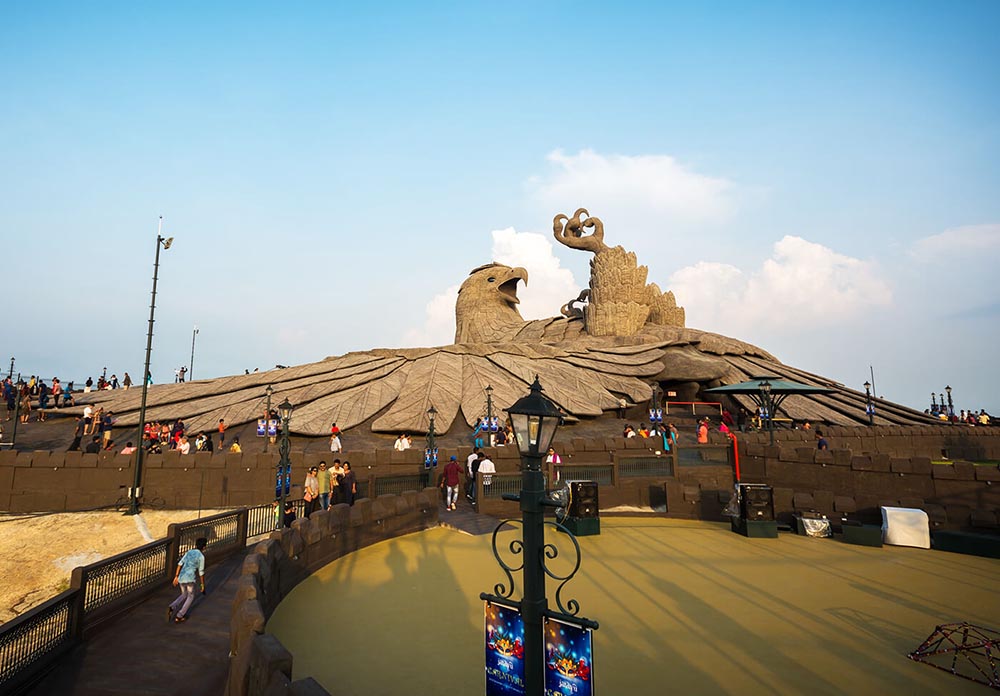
left=393, top=434, right=410, bottom=451
left=477, top=453, right=496, bottom=498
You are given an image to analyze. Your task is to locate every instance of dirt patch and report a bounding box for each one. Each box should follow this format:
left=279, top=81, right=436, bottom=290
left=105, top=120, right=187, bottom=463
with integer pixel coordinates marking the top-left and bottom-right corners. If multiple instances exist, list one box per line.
left=0, top=509, right=229, bottom=623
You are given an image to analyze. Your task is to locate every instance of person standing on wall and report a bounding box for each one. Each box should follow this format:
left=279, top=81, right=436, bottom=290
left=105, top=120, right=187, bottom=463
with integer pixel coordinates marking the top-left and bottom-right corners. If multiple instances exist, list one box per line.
left=341, top=462, right=357, bottom=506
left=303, top=467, right=319, bottom=517
left=169, top=537, right=206, bottom=624
left=317, top=461, right=331, bottom=511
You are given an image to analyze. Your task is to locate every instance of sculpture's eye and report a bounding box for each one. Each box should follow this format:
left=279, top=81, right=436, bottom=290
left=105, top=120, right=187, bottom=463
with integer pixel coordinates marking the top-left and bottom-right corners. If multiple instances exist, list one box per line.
left=487, top=277, right=496, bottom=283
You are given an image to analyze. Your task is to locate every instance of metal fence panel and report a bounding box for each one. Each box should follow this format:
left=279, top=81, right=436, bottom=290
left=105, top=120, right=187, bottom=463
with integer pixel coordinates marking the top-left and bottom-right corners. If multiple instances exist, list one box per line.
left=0, top=592, right=74, bottom=693
left=556, top=465, right=614, bottom=486
left=175, top=510, right=242, bottom=558
left=618, top=455, right=673, bottom=478
left=80, top=539, right=171, bottom=616
left=481, top=473, right=524, bottom=499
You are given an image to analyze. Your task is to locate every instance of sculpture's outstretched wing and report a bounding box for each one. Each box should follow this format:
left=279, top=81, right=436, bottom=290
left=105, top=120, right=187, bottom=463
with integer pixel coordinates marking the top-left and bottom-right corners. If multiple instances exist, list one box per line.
left=71, top=323, right=933, bottom=432
left=71, top=340, right=672, bottom=435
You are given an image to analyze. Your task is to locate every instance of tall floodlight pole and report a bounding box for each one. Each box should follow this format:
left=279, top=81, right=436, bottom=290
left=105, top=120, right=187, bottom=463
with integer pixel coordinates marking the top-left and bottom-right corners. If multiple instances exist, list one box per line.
left=128, top=219, right=173, bottom=516
left=189, top=326, right=199, bottom=380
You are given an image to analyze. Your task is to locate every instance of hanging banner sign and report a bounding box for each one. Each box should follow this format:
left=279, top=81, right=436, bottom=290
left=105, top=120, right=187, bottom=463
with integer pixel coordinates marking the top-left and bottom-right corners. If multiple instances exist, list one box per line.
left=424, top=448, right=439, bottom=469
left=544, top=616, right=595, bottom=696
left=267, top=419, right=278, bottom=437
left=485, top=601, right=526, bottom=696
left=256, top=419, right=267, bottom=437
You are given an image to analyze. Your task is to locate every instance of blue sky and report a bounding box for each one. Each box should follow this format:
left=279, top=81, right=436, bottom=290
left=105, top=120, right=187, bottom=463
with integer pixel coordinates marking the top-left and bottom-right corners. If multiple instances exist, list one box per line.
left=3, top=1, right=999, bottom=414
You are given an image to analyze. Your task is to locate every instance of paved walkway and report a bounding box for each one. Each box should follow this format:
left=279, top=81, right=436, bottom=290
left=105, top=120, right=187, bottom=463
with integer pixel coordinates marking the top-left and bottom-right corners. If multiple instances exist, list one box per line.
left=24, top=499, right=493, bottom=695
left=26, top=548, right=246, bottom=696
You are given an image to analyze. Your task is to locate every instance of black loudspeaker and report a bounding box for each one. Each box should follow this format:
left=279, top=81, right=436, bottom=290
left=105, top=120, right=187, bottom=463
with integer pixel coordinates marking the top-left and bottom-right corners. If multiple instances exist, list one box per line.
left=568, top=481, right=599, bottom=518
left=739, top=483, right=774, bottom=521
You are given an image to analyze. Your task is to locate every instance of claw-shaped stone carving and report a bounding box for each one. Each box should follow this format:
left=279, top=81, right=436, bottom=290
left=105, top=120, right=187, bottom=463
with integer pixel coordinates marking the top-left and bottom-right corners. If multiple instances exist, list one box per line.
left=553, top=210, right=685, bottom=336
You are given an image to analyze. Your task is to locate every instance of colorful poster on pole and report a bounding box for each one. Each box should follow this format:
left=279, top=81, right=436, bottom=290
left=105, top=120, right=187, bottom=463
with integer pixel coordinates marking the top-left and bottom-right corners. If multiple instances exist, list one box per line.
left=485, top=601, right=526, bottom=696
left=544, top=616, right=594, bottom=696
left=267, top=419, right=278, bottom=437
left=256, top=419, right=266, bottom=437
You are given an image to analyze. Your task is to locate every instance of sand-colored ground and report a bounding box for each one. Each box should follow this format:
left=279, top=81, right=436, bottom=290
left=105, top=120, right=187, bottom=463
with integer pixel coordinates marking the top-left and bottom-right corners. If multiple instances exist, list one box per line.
left=268, top=519, right=1000, bottom=695
left=0, top=508, right=228, bottom=623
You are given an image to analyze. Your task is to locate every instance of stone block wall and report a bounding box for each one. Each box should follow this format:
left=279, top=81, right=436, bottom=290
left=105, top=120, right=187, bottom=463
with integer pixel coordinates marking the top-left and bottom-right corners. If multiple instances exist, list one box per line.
left=1, top=426, right=997, bottom=515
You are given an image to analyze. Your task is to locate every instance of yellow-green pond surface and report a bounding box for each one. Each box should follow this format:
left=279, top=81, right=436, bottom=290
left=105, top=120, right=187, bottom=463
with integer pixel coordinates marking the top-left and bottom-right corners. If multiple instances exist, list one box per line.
left=267, top=519, right=1000, bottom=695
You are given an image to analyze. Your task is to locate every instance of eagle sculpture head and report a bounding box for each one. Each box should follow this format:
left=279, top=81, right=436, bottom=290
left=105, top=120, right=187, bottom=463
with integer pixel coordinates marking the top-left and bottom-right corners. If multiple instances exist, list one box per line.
left=455, top=263, right=529, bottom=343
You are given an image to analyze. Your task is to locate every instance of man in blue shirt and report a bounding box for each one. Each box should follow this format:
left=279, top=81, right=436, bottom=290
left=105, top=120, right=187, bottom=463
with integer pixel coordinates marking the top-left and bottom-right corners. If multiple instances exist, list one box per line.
left=168, top=537, right=207, bottom=623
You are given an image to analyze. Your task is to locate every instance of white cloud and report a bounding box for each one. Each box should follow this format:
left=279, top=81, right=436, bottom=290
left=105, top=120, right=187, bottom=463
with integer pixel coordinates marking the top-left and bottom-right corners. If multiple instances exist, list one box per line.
left=529, top=149, right=735, bottom=223
left=490, top=228, right=581, bottom=320
left=670, top=236, right=892, bottom=334
left=402, top=228, right=581, bottom=347
left=910, top=224, right=1000, bottom=261
left=401, top=282, right=461, bottom=347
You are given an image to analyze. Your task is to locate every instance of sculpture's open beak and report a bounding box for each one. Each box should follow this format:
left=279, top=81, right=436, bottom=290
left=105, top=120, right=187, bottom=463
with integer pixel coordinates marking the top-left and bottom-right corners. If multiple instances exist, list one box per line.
left=498, top=267, right=527, bottom=306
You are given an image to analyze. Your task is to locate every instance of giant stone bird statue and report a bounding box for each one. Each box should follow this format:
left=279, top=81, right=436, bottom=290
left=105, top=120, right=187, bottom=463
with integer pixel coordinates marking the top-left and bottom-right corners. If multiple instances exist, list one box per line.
left=75, top=210, right=933, bottom=433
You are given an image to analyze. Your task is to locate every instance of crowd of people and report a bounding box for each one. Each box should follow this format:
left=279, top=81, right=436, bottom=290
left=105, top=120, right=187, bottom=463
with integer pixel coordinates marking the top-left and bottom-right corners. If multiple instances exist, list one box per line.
left=3, top=375, right=79, bottom=423
left=926, top=405, right=993, bottom=426
left=298, top=459, right=357, bottom=519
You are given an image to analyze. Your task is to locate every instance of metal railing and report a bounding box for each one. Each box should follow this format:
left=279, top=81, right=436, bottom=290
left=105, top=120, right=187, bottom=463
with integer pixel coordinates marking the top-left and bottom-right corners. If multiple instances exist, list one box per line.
left=480, top=472, right=525, bottom=499
left=664, top=401, right=723, bottom=416
left=77, top=539, right=171, bottom=619
left=0, top=499, right=298, bottom=695
left=0, top=592, right=75, bottom=695
left=246, top=499, right=306, bottom=539
left=618, top=455, right=673, bottom=478
left=556, top=464, right=615, bottom=486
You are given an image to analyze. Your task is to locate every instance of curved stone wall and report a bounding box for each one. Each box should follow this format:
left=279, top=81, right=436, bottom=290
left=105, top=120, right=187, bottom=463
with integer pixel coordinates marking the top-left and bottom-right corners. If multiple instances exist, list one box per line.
left=226, top=489, right=440, bottom=696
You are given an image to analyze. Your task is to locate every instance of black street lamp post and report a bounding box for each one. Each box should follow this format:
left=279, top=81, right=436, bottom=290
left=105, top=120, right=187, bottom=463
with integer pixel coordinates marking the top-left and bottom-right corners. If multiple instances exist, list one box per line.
left=864, top=381, right=874, bottom=426
left=480, top=377, right=598, bottom=695
left=485, top=384, right=494, bottom=446
left=423, top=405, right=437, bottom=488
left=10, top=373, right=21, bottom=449
left=263, top=385, right=273, bottom=453
left=128, top=222, right=173, bottom=516
left=276, top=398, right=293, bottom=529
left=759, top=380, right=774, bottom=445
left=931, top=392, right=937, bottom=414
left=8, top=357, right=14, bottom=381
left=946, top=385, right=954, bottom=419
left=650, top=383, right=664, bottom=433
